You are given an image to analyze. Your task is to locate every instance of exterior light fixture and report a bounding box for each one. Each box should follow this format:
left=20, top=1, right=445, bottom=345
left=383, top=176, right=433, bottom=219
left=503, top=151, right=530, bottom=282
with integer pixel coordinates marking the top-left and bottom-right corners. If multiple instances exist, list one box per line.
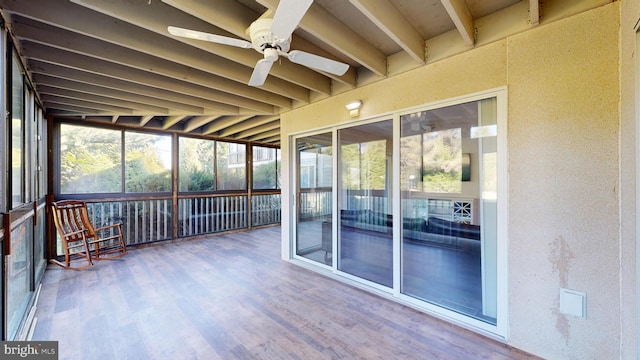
left=345, top=100, right=363, bottom=117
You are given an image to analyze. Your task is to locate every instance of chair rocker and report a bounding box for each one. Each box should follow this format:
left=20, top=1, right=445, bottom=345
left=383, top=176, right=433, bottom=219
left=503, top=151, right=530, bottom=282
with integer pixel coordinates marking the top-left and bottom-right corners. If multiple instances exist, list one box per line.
left=51, top=200, right=127, bottom=270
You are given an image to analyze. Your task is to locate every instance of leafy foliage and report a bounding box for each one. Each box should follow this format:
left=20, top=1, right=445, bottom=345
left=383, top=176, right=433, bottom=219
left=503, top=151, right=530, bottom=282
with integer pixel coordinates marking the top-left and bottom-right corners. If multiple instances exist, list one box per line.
left=60, top=125, right=122, bottom=193
left=341, top=140, right=388, bottom=190
left=125, top=132, right=172, bottom=193
left=179, top=137, right=214, bottom=191
left=422, top=129, right=462, bottom=193
left=253, top=162, right=277, bottom=189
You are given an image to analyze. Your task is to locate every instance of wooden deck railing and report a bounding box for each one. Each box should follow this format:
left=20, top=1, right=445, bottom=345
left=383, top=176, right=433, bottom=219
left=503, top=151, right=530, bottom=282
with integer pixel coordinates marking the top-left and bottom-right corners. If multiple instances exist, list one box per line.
left=78, top=192, right=281, bottom=247
left=251, top=193, right=281, bottom=226
left=86, top=198, right=173, bottom=245
left=178, top=195, right=247, bottom=237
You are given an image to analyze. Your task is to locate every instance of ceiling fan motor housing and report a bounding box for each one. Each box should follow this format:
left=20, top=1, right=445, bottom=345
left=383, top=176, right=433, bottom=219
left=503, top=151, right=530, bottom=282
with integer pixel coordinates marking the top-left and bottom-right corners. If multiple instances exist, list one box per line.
left=250, top=18, right=290, bottom=53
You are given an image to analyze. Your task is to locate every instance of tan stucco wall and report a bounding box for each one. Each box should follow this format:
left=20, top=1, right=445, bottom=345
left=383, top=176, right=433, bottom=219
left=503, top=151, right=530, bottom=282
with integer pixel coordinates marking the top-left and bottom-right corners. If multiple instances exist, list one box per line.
left=281, top=3, right=625, bottom=358
left=507, top=4, right=620, bottom=358
left=281, top=41, right=507, bottom=134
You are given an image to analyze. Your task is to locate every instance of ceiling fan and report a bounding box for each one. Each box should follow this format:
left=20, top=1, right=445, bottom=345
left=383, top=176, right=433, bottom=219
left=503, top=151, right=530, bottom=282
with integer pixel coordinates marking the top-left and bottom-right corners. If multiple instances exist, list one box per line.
left=167, top=0, right=349, bottom=87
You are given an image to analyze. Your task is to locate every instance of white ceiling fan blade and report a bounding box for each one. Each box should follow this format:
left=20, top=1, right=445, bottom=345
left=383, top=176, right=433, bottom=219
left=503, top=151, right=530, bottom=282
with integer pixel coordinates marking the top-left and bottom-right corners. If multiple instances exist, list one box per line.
left=248, top=59, right=275, bottom=86
left=270, top=0, right=313, bottom=40
left=167, top=26, right=252, bottom=49
left=286, top=50, right=349, bottom=76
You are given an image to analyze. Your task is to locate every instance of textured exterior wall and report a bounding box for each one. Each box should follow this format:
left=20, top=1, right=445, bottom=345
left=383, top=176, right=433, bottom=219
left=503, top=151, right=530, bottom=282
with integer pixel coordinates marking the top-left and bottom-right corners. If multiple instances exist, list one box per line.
left=507, top=4, right=620, bottom=358
left=281, top=3, right=623, bottom=358
left=282, top=41, right=507, bottom=134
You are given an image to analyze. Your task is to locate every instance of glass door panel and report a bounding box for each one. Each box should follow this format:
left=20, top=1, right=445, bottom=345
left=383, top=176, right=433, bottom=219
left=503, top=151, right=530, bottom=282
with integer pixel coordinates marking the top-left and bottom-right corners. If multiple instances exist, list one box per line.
left=295, top=133, right=333, bottom=264
left=338, top=120, right=393, bottom=287
left=400, top=99, right=498, bottom=324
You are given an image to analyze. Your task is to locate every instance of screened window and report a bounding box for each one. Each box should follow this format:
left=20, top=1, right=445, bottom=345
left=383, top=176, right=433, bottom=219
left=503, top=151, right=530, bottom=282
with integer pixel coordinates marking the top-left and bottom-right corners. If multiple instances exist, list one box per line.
left=276, top=150, right=282, bottom=188
left=36, top=108, right=46, bottom=198
left=216, top=141, right=246, bottom=190
left=179, top=137, right=214, bottom=192
left=125, top=132, right=172, bottom=193
left=24, top=89, right=34, bottom=203
left=60, top=124, right=122, bottom=194
left=252, top=146, right=280, bottom=190
left=11, top=53, right=24, bottom=207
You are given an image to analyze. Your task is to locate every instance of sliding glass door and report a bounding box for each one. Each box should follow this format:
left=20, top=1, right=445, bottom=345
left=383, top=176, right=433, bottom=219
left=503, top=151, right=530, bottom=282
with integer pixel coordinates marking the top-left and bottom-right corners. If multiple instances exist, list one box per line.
left=290, top=91, right=505, bottom=333
left=295, top=133, right=333, bottom=264
left=338, top=120, right=393, bottom=287
left=399, top=98, right=498, bottom=324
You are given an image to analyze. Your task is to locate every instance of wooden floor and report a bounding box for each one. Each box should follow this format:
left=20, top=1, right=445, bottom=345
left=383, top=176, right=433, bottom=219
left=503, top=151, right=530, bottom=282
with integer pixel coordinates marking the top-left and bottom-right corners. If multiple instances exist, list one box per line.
left=33, top=226, right=538, bottom=360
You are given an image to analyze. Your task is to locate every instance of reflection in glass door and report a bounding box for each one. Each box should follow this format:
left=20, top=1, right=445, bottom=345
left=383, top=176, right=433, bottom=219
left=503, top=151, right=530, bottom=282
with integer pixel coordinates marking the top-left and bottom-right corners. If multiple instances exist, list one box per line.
left=295, top=133, right=333, bottom=264
left=338, top=120, right=393, bottom=287
left=400, top=98, right=498, bottom=324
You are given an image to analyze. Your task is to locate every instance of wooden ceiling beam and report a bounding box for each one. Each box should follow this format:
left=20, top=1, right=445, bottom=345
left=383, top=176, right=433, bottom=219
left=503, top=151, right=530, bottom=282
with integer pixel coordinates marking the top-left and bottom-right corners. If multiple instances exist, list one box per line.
left=249, top=128, right=280, bottom=141
left=529, top=0, right=540, bottom=25
left=45, top=103, right=105, bottom=115
left=139, top=115, right=155, bottom=126
left=161, top=0, right=256, bottom=40
left=37, top=85, right=170, bottom=114
left=163, top=0, right=356, bottom=87
left=70, top=0, right=331, bottom=95
left=41, top=95, right=135, bottom=114
left=184, top=115, right=220, bottom=133
left=11, top=17, right=277, bottom=114
left=201, top=115, right=253, bottom=135
left=234, top=120, right=280, bottom=140
left=259, top=135, right=280, bottom=144
left=21, top=41, right=240, bottom=114
left=29, top=61, right=252, bottom=115
left=218, top=115, right=280, bottom=138
left=162, top=115, right=188, bottom=130
left=441, top=0, right=475, bottom=47
left=258, top=0, right=387, bottom=77
left=349, top=0, right=425, bottom=64
left=0, top=0, right=299, bottom=105
left=32, top=72, right=204, bottom=114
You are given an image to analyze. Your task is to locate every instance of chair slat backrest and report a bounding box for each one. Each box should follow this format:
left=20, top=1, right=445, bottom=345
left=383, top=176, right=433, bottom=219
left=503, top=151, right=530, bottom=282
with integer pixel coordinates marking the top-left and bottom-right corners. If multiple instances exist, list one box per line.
left=52, top=200, right=97, bottom=241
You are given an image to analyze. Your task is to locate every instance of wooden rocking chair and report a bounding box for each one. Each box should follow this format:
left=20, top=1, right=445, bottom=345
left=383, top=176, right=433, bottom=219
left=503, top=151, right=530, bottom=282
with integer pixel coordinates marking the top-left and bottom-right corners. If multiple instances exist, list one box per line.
left=51, top=200, right=127, bottom=270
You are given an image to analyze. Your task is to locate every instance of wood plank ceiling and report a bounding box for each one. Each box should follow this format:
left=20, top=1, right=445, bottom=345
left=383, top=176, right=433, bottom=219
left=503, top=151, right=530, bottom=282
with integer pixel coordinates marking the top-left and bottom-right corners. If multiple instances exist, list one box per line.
left=0, top=0, right=548, bottom=145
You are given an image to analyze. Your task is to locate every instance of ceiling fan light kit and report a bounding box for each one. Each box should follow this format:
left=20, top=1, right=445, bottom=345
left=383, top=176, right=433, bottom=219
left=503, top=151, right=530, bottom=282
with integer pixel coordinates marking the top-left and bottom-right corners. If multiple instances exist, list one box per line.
left=167, top=0, right=349, bottom=87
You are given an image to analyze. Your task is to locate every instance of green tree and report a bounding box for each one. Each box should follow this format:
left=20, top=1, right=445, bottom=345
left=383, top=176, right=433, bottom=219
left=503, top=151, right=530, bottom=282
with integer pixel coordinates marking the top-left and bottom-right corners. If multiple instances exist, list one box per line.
left=422, top=129, right=462, bottom=193
left=179, top=138, right=214, bottom=191
left=253, top=162, right=276, bottom=189
left=60, top=125, right=122, bottom=193
left=125, top=132, right=171, bottom=193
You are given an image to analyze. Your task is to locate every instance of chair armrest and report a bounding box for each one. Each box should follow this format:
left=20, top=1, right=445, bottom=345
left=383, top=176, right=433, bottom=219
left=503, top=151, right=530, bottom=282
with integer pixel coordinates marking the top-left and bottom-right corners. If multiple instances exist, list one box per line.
left=94, top=223, right=122, bottom=232
left=62, top=228, right=88, bottom=239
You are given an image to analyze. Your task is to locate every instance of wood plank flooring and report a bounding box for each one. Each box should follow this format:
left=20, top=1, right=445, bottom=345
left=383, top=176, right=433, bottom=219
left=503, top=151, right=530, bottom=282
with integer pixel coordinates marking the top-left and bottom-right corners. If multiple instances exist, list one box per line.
left=32, top=226, right=538, bottom=359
